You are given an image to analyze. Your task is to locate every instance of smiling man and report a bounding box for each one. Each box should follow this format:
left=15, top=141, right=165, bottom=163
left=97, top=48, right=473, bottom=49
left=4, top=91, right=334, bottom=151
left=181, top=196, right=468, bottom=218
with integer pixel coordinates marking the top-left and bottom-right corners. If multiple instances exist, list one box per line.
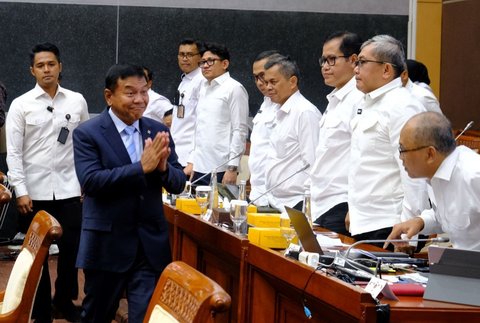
left=263, top=55, right=321, bottom=211
left=6, top=42, right=89, bottom=322
left=308, top=31, right=363, bottom=236
left=347, top=35, right=428, bottom=246
left=73, top=64, right=185, bottom=322
left=187, top=42, right=248, bottom=185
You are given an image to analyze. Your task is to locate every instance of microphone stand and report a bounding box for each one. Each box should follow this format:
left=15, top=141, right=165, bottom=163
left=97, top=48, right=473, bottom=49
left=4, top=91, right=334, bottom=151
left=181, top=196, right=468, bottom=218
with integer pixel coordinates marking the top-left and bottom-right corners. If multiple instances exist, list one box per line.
left=455, top=121, right=474, bottom=141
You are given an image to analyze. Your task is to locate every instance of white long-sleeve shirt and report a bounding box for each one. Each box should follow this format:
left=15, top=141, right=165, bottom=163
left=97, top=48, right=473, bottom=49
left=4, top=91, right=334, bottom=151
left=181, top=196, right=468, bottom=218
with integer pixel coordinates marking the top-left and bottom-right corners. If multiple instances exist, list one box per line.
left=310, top=77, right=363, bottom=221
left=192, top=72, right=248, bottom=173
left=248, top=97, right=278, bottom=206
left=142, top=88, right=173, bottom=122
left=171, top=68, right=204, bottom=166
left=420, top=146, right=480, bottom=250
left=6, top=83, right=89, bottom=200
left=405, top=79, right=441, bottom=114
left=348, top=78, right=428, bottom=235
left=265, top=90, right=322, bottom=210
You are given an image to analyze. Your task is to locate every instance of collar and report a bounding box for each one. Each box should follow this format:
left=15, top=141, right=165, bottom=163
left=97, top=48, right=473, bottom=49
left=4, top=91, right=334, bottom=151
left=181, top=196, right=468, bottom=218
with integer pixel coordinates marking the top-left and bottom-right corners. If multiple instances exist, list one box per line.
left=328, top=76, right=357, bottom=102
left=208, top=71, right=230, bottom=86
left=32, top=83, right=64, bottom=99
left=365, top=77, right=402, bottom=101
left=183, top=67, right=201, bottom=81
left=108, top=108, right=140, bottom=134
left=432, top=148, right=459, bottom=182
left=278, top=90, right=301, bottom=114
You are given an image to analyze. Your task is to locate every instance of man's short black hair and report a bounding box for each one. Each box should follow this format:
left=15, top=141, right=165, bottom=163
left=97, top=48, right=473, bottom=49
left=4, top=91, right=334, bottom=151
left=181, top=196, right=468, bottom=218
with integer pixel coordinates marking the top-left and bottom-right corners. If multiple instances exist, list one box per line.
left=254, top=50, right=281, bottom=63
left=324, top=31, right=363, bottom=56
left=105, top=64, right=146, bottom=92
left=179, top=38, right=205, bottom=54
left=406, top=59, right=431, bottom=85
left=203, top=42, right=230, bottom=61
left=30, top=42, right=61, bottom=66
left=142, top=66, right=153, bottom=82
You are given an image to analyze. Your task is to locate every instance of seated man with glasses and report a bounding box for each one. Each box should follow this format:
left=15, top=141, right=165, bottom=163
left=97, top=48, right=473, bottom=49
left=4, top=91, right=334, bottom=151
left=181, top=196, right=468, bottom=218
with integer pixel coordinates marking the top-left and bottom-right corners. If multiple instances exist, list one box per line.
left=385, top=112, right=480, bottom=251
left=347, top=35, right=429, bottom=247
left=308, top=31, right=363, bottom=236
left=187, top=42, right=248, bottom=185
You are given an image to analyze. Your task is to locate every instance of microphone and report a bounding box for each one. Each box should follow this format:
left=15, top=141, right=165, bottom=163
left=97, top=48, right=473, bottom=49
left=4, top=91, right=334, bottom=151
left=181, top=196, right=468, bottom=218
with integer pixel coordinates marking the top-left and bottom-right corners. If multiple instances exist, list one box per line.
left=47, top=106, right=54, bottom=113
left=249, top=163, right=310, bottom=205
left=455, top=121, right=474, bottom=140
left=345, top=236, right=450, bottom=260
left=190, top=151, right=243, bottom=186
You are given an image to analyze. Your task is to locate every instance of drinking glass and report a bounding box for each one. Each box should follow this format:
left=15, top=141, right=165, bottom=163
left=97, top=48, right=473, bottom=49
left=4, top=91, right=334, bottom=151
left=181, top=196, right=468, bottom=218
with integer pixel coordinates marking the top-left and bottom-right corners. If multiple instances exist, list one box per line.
left=229, top=200, right=248, bottom=235
left=195, top=186, right=211, bottom=217
left=280, top=226, right=296, bottom=255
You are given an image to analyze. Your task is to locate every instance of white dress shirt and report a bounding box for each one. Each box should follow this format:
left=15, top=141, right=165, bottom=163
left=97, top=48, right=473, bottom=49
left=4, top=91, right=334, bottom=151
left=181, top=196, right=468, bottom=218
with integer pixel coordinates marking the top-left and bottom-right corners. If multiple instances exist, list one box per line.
left=348, top=78, right=428, bottom=235
left=171, top=68, right=204, bottom=167
left=192, top=72, right=248, bottom=173
left=6, top=83, right=89, bottom=200
left=142, top=88, right=173, bottom=122
left=310, top=77, right=363, bottom=221
left=265, top=90, right=322, bottom=210
left=405, top=79, right=441, bottom=114
left=248, top=97, right=278, bottom=206
left=420, top=146, right=480, bottom=250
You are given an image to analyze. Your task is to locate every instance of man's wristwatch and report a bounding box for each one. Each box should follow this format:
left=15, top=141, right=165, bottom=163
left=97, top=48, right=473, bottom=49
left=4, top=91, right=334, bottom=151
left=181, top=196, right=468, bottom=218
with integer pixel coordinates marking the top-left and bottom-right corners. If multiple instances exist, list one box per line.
left=227, top=165, right=238, bottom=172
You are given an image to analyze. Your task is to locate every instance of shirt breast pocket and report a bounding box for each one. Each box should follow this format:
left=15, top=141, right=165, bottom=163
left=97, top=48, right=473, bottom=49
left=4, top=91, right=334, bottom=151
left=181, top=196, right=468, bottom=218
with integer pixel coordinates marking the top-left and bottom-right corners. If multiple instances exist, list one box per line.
left=355, top=115, right=380, bottom=152
left=25, top=115, right=50, bottom=137
left=319, top=116, right=343, bottom=148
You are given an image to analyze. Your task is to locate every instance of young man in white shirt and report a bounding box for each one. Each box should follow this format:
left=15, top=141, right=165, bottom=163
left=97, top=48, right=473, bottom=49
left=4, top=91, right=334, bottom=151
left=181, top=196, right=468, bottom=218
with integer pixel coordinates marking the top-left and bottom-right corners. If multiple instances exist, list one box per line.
left=309, top=31, right=363, bottom=236
left=263, top=56, right=322, bottom=211
left=187, top=42, right=248, bottom=185
left=171, top=38, right=204, bottom=171
left=6, top=42, right=89, bottom=322
left=348, top=35, right=428, bottom=245
left=248, top=50, right=281, bottom=206
left=386, top=112, right=480, bottom=251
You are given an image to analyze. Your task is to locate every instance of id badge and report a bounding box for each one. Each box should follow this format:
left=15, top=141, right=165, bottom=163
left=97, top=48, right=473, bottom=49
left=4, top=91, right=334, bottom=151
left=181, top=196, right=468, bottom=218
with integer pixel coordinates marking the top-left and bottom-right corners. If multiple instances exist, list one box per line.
left=177, top=104, right=185, bottom=119
left=57, top=127, right=70, bottom=144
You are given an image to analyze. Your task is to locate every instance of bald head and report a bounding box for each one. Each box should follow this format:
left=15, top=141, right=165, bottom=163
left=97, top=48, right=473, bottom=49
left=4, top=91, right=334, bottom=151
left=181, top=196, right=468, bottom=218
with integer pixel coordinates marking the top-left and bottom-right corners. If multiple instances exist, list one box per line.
left=404, top=112, right=456, bottom=155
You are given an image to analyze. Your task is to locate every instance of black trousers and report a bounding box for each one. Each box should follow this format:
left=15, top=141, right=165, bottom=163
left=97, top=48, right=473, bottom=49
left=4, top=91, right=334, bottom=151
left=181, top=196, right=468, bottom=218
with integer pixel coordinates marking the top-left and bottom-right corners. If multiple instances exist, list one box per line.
left=314, top=202, right=350, bottom=237
left=352, top=226, right=394, bottom=251
left=28, top=197, right=82, bottom=321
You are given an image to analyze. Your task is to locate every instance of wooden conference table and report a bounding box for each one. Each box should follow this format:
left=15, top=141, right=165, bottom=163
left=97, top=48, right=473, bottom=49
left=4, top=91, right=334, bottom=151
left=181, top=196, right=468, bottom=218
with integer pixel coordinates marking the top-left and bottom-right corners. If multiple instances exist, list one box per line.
left=164, top=205, right=480, bottom=322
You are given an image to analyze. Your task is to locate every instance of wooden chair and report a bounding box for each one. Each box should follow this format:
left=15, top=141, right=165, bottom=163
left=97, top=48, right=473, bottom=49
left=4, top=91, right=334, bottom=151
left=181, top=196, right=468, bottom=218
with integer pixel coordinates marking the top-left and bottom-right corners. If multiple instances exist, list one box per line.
left=143, top=261, right=231, bottom=323
left=0, top=210, right=62, bottom=322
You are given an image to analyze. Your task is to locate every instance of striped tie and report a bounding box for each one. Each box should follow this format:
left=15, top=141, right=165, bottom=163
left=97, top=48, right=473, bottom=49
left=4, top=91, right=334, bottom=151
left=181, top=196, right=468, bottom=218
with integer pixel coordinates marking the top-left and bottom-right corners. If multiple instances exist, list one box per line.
left=124, top=126, right=137, bottom=162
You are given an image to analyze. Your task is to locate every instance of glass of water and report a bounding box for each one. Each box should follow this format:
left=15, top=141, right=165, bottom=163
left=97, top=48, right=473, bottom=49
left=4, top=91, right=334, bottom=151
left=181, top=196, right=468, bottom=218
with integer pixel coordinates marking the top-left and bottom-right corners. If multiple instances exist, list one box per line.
left=229, top=200, right=248, bottom=235
left=195, top=186, right=211, bottom=217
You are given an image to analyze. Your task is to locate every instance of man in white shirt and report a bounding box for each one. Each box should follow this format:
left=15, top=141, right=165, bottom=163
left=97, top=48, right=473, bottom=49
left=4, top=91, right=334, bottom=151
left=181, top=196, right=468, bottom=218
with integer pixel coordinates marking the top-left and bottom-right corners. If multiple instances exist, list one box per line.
left=385, top=112, right=480, bottom=251
left=263, top=56, right=322, bottom=211
left=248, top=50, right=281, bottom=206
left=141, top=66, right=174, bottom=123
left=171, top=38, right=204, bottom=170
left=310, top=31, right=363, bottom=236
left=348, top=35, right=428, bottom=245
left=187, top=42, right=249, bottom=185
left=6, top=42, right=89, bottom=322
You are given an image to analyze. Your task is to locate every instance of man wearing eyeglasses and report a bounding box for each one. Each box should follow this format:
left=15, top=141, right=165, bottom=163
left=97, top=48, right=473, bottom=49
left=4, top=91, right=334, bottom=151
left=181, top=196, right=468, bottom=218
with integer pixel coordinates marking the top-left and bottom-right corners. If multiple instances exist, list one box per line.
left=385, top=112, right=480, bottom=251
left=347, top=35, right=428, bottom=246
left=263, top=56, right=321, bottom=211
left=248, top=50, right=282, bottom=206
left=171, top=38, right=204, bottom=171
left=187, top=42, right=248, bottom=185
left=309, top=31, right=363, bottom=236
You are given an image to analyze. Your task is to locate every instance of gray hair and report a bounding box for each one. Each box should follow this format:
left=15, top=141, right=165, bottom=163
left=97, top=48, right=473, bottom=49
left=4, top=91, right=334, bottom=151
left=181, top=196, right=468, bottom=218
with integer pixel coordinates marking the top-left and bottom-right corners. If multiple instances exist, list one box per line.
left=264, top=55, right=300, bottom=81
left=361, top=35, right=405, bottom=78
left=410, top=112, right=456, bottom=155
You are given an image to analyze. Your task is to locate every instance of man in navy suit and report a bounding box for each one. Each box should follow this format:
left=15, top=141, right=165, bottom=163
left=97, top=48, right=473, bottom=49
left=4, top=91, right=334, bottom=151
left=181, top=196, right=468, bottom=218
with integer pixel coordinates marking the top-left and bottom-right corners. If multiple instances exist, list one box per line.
left=73, top=64, right=185, bottom=322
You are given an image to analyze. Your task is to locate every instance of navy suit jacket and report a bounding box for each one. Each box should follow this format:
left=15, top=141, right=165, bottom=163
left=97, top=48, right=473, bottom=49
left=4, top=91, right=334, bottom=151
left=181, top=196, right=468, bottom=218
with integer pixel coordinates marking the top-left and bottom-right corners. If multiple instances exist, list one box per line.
left=73, top=109, right=185, bottom=272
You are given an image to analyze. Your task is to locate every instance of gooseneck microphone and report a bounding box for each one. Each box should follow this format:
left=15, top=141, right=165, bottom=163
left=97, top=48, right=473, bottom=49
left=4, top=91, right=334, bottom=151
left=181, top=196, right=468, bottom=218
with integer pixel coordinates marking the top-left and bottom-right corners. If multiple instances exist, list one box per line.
left=455, top=121, right=474, bottom=140
left=190, top=151, right=243, bottom=186
left=249, top=163, right=311, bottom=205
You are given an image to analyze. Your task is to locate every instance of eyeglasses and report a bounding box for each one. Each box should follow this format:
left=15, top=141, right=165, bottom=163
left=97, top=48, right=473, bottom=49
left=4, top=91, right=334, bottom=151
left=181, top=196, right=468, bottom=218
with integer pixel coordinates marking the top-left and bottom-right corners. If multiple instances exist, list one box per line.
left=354, top=59, right=398, bottom=68
left=398, top=145, right=431, bottom=154
left=319, top=55, right=349, bottom=67
left=253, top=73, right=265, bottom=83
left=178, top=52, right=200, bottom=59
left=198, top=59, right=221, bottom=67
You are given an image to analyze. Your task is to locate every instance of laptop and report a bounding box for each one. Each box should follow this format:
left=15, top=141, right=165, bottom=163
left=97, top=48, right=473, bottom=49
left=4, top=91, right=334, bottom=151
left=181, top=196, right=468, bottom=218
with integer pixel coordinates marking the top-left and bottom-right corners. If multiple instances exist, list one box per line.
left=285, top=206, right=324, bottom=254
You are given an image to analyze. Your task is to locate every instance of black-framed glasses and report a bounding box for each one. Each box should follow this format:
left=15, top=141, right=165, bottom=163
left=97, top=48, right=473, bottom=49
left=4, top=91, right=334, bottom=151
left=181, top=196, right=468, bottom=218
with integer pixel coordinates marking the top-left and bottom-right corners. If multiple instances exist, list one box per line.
left=178, top=52, right=200, bottom=59
left=319, top=55, right=349, bottom=67
left=354, top=59, right=398, bottom=68
left=398, top=145, right=431, bottom=154
left=253, top=73, right=265, bottom=83
left=198, top=59, right=221, bottom=67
